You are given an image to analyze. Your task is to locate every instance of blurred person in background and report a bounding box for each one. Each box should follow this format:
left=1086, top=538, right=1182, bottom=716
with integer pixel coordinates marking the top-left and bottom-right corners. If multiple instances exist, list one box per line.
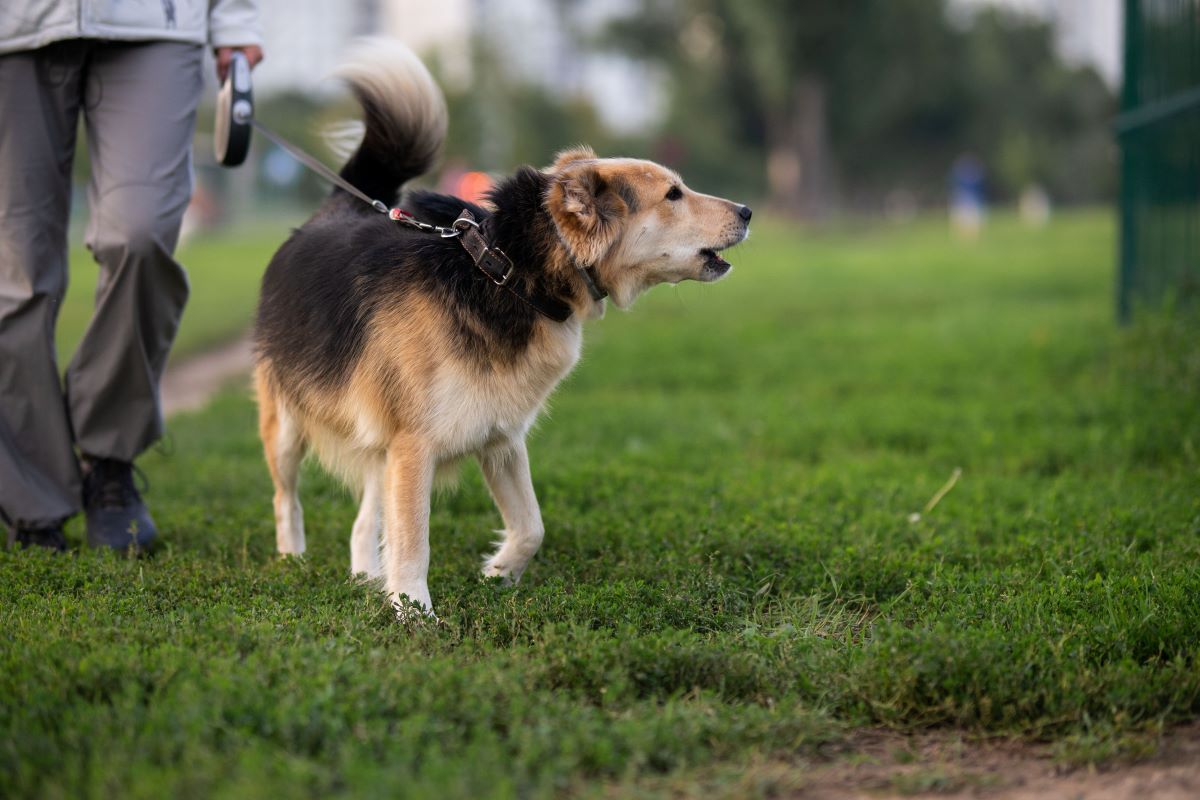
left=0, top=0, right=263, bottom=551
left=949, top=153, right=987, bottom=240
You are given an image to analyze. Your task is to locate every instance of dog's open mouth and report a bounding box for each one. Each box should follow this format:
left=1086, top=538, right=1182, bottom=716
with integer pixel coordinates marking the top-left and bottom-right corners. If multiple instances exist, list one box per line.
left=700, top=247, right=733, bottom=278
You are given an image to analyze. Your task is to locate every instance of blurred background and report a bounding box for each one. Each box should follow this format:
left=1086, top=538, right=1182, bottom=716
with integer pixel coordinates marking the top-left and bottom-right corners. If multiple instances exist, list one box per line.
left=180, top=0, right=1120, bottom=223
left=57, top=0, right=1199, bottom=365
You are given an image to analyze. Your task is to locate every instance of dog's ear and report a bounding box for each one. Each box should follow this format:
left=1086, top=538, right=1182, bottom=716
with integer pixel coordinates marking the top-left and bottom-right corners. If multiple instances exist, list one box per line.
left=547, top=162, right=629, bottom=266
left=550, top=145, right=597, bottom=172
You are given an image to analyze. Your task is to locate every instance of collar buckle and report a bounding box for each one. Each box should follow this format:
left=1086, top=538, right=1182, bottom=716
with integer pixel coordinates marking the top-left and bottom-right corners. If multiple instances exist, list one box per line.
left=480, top=246, right=515, bottom=286
left=448, top=214, right=480, bottom=237
left=451, top=208, right=572, bottom=323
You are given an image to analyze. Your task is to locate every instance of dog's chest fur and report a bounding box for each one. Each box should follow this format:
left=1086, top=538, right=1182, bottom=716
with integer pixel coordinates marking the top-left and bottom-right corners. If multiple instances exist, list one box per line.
left=422, top=319, right=583, bottom=456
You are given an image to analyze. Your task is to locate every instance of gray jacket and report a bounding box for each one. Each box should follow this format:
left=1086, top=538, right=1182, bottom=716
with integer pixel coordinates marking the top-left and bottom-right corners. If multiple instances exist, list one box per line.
left=0, top=0, right=262, bottom=56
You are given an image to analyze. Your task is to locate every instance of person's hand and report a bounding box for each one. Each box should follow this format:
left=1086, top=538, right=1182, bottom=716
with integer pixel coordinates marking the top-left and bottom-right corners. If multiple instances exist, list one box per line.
left=215, top=45, right=264, bottom=83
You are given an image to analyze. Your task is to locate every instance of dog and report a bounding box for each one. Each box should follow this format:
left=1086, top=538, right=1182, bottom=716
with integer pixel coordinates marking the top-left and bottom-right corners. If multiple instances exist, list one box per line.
left=253, top=40, right=751, bottom=617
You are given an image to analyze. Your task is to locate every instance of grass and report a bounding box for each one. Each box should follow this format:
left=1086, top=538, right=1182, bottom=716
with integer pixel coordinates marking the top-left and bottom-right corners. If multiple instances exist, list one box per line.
left=3, top=212, right=1199, bottom=798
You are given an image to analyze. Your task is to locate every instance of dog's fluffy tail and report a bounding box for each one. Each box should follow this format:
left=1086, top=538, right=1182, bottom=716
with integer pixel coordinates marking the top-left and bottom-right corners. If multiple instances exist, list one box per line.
left=335, top=38, right=447, bottom=207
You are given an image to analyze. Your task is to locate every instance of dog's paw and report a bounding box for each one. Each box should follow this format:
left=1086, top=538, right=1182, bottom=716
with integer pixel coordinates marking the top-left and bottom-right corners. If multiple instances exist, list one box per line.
left=481, top=558, right=520, bottom=588
left=391, top=596, right=437, bottom=625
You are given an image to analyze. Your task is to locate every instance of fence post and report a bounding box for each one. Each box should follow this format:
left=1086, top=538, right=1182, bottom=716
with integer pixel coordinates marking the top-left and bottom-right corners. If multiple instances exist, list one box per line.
left=1117, top=0, right=1140, bottom=323
left=1116, top=0, right=1200, bottom=321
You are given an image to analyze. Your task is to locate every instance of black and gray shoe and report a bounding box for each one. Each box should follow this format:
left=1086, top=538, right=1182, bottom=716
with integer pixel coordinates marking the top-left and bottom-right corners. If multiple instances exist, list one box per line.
left=6, top=523, right=68, bottom=552
left=82, top=457, right=157, bottom=552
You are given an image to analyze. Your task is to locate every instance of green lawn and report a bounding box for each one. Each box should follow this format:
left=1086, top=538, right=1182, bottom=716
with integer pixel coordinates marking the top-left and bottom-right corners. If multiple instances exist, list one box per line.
left=4, top=212, right=1199, bottom=798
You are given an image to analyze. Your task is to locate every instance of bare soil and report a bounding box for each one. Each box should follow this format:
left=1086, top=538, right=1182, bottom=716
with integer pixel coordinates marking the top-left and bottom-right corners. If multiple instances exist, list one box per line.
left=161, top=335, right=255, bottom=417
left=785, top=722, right=1200, bottom=799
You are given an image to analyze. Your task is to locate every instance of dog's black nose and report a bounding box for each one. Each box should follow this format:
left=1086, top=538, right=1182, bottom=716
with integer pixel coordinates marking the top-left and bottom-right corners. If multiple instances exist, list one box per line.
left=738, top=205, right=753, bottom=222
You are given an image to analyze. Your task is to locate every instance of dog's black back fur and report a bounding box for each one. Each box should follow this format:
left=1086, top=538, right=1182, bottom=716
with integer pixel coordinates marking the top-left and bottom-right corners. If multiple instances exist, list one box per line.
left=255, top=167, right=576, bottom=392
left=255, top=47, right=583, bottom=394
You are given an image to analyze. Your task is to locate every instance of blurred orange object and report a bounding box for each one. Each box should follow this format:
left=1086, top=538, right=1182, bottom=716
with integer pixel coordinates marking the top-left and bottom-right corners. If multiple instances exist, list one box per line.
left=456, top=171, right=493, bottom=205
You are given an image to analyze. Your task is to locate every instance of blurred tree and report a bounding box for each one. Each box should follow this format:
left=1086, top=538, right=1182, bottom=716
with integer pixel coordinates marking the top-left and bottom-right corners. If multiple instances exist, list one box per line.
left=953, top=10, right=1115, bottom=205
left=606, top=0, right=862, bottom=217
left=437, top=38, right=623, bottom=178
left=719, top=1, right=861, bottom=217
left=604, top=0, right=1115, bottom=215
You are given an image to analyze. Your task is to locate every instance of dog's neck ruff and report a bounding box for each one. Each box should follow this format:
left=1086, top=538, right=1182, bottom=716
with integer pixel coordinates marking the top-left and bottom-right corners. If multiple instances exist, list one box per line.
left=450, top=210, right=575, bottom=322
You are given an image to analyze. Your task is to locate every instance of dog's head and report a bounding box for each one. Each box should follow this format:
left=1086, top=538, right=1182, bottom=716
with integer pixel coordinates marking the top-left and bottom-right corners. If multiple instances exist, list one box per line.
left=545, top=147, right=751, bottom=309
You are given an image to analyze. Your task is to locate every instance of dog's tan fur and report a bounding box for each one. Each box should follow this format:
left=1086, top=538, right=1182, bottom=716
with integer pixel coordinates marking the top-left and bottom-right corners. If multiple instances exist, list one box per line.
left=255, top=43, right=748, bottom=617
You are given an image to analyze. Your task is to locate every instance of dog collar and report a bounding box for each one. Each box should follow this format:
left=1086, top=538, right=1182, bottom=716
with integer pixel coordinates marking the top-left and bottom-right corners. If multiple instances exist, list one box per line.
left=452, top=210, right=573, bottom=323
left=578, top=265, right=608, bottom=302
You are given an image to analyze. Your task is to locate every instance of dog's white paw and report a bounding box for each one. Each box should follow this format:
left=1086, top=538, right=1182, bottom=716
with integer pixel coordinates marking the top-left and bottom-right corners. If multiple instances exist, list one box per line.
left=481, top=555, right=523, bottom=587
left=391, top=594, right=436, bottom=624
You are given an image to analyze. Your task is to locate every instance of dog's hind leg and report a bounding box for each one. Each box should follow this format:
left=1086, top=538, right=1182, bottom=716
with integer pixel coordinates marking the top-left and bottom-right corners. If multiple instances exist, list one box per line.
left=382, top=434, right=435, bottom=616
left=479, top=437, right=545, bottom=586
left=350, top=467, right=384, bottom=578
left=257, top=368, right=308, bottom=556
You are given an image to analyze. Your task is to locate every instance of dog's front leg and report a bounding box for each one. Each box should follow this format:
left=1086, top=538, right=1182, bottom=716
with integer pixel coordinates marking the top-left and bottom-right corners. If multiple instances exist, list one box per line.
left=480, top=437, right=545, bottom=585
left=382, top=435, right=435, bottom=617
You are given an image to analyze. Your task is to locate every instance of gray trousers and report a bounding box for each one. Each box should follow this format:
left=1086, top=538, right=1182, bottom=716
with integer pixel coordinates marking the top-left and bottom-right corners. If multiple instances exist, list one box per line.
left=0, top=40, right=203, bottom=528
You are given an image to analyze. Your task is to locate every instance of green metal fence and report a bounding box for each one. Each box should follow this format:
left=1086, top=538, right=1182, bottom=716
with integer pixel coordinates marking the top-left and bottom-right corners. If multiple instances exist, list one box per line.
left=1116, top=0, right=1200, bottom=320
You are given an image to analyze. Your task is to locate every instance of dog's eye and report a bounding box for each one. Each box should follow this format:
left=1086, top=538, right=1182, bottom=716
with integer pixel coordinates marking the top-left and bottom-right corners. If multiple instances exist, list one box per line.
left=664, top=186, right=683, bottom=201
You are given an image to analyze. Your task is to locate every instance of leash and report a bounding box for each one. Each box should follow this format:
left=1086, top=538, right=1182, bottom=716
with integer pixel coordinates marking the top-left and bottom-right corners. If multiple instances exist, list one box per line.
left=259, top=121, right=604, bottom=318
left=258, top=120, right=588, bottom=319
left=214, top=52, right=603, bottom=319
left=249, top=118, right=391, bottom=215
left=254, top=118, right=579, bottom=318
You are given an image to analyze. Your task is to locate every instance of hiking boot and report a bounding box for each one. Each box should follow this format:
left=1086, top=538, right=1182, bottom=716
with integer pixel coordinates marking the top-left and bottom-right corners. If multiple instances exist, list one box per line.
left=82, top=457, right=157, bottom=552
left=6, top=523, right=68, bottom=552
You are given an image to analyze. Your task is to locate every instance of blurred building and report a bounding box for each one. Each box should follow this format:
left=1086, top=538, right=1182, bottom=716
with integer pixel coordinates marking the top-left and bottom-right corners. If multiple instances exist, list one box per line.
left=379, top=0, right=472, bottom=88
left=250, top=0, right=382, bottom=97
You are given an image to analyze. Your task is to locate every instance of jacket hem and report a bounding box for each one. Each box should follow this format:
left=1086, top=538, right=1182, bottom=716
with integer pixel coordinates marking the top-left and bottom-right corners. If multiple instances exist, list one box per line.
left=0, top=26, right=207, bottom=56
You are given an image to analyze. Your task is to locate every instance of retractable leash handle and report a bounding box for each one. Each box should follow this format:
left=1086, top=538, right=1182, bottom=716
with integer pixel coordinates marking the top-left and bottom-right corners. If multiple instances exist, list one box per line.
left=214, top=50, right=254, bottom=167
left=212, top=52, right=390, bottom=213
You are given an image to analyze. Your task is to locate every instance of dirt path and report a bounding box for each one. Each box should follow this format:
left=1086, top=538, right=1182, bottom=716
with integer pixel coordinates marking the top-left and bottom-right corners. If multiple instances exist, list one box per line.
left=161, top=335, right=255, bottom=417
left=785, top=722, right=1200, bottom=799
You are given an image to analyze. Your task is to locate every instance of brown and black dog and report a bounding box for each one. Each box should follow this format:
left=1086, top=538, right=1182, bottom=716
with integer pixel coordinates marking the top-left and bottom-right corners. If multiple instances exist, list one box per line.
left=254, top=40, right=751, bottom=617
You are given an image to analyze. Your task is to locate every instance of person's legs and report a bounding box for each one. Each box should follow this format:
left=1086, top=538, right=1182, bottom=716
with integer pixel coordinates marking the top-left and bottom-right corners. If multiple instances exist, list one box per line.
left=64, top=40, right=204, bottom=550
left=66, top=41, right=204, bottom=461
left=0, top=42, right=88, bottom=540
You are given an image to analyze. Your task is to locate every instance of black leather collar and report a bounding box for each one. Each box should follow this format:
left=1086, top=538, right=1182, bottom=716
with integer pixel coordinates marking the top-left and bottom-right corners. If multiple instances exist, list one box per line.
left=453, top=209, right=603, bottom=323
